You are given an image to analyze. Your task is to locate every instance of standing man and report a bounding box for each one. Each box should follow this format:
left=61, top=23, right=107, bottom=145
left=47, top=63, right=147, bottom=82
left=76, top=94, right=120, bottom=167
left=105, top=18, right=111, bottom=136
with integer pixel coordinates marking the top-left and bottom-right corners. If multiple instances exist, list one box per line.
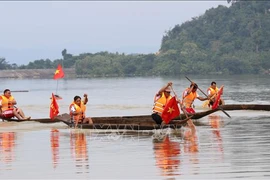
left=69, top=94, right=93, bottom=128
left=0, top=89, right=31, bottom=120
left=152, top=82, right=173, bottom=125
left=182, top=83, right=208, bottom=114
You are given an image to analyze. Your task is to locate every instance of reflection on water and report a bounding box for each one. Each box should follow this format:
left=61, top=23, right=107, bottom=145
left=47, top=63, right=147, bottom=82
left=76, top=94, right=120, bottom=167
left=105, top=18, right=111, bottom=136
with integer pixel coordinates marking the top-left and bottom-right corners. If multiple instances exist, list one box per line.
left=153, top=135, right=181, bottom=176
left=182, top=127, right=199, bottom=175
left=208, top=115, right=224, bottom=153
left=1, top=76, right=270, bottom=179
left=0, top=132, right=16, bottom=170
left=183, top=128, right=199, bottom=153
left=50, top=129, right=59, bottom=169
left=70, top=131, right=89, bottom=174
left=153, top=126, right=200, bottom=177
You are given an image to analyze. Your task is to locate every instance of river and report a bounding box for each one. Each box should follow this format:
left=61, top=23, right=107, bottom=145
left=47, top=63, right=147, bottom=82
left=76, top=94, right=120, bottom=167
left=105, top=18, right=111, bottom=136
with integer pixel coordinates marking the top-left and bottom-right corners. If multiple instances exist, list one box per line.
left=0, top=75, right=270, bottom=179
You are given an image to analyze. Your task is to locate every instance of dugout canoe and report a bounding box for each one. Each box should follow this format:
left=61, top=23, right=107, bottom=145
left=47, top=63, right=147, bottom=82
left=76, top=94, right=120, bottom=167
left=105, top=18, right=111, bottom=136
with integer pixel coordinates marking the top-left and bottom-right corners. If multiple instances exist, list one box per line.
left=56, top=113, right=193, bottom=130
left=219, top=104, right=270, bottom=111
left=0, top=108, right=214, bottom=123
left=1, top=104, right=270, bottom=124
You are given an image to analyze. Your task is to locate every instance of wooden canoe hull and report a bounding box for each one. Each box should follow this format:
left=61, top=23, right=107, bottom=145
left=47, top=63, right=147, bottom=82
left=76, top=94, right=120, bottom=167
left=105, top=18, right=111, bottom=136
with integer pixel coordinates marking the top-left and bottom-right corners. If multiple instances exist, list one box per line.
left=1, top=118, right=59, bottom=123
left=219, top=104, right=270, bottom=111
left=1, top=104, right=270, bottom=127
left=59, top=114, right=191, bottom=130
left=66, top=123, right=183, bottom=130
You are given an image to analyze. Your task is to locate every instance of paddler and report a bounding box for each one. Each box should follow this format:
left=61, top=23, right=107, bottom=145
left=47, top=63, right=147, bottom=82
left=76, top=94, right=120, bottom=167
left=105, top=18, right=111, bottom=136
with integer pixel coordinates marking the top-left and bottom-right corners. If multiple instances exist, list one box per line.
left=182, top=82, right=208, bottom=114
left=207, top=81, right=225, bottom=107
left=152, top=82, right=173, bottom=125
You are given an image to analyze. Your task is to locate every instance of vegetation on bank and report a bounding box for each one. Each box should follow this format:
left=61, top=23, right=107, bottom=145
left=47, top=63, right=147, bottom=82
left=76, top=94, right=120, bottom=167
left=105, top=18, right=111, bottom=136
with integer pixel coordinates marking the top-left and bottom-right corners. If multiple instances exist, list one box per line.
left=1, top=0, right=270, bottom=76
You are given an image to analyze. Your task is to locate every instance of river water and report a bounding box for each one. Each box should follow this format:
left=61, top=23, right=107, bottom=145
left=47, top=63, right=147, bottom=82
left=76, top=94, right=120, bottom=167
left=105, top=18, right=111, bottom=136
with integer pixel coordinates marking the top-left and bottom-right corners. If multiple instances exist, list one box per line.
left=0, top=75, right=270, bottom=179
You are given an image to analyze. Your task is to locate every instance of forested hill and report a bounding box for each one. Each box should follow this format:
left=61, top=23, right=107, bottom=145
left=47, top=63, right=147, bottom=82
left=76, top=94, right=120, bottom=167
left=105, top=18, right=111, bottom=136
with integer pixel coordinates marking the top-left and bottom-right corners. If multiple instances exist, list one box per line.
left=159, top=0, right=270, bottom=75
left=1, top=0, right=270, bottom=77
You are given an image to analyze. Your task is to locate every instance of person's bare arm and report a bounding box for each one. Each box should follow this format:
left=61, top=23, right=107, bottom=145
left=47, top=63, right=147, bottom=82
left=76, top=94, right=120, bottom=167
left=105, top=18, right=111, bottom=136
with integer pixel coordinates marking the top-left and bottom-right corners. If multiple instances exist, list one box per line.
left=83, top=94, right=88, bottom=105
left=197, top=96, right=208, bottom=101
left=187, top=82, right=196, bottom=95
left=11, top=99, right=17, bottom=105
left=182, top=82, right=195, bottom=99
left=0, top=99, right=2, bottom=115
left=157, top=82, right=172, bottom=95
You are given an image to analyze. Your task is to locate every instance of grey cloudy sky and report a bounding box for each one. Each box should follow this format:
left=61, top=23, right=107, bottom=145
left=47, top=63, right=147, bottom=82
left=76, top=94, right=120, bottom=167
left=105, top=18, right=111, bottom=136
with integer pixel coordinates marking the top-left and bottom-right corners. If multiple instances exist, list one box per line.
left=0, top=1, right=229, bottom=65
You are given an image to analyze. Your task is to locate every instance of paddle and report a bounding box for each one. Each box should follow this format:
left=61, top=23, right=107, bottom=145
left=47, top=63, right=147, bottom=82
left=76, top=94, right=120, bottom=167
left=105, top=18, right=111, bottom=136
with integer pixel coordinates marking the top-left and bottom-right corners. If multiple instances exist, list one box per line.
left=11, top=90, right=29, bottom=92
left=185, top=76, right=231, bottom=118
left=170, top=85, right=197, bottom=135
left=170, top=85, right=194, bottom=125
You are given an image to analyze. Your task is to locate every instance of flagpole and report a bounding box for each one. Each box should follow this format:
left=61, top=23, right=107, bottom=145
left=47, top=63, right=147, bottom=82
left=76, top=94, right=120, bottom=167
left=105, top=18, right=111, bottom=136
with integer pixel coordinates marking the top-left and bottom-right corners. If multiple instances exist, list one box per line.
left=56, top=80, right=59, bottom=95
left=53, top=64, right=64, bottom=100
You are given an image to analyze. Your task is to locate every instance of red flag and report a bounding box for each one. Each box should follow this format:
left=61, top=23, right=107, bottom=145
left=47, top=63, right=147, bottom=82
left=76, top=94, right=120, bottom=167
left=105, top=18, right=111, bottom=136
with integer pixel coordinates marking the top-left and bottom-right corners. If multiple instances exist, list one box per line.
left=212, top=86, right=224, bottom=110
left=161, top=97, right=180, bottom=124
left=50, top=93, right=59, bottom=120
left=53, top=64, right=64, bottom=80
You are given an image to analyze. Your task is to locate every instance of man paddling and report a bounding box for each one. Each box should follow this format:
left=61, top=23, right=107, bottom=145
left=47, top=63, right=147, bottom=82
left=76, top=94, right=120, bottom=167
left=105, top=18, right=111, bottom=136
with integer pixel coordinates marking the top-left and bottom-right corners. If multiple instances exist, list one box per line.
left=0, top=89, right=31, bottom=120
left=182, top=83, right=208, bottom=114
left=207, top=81, right=225, bottom=107
left=152, top=82, right=173, bottom=125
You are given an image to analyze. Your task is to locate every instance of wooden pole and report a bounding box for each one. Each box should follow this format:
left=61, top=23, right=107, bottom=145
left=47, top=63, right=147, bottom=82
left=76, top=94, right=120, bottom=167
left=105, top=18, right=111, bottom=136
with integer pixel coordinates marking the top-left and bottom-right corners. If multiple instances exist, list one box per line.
left=11, top=90, right=29, bottom=92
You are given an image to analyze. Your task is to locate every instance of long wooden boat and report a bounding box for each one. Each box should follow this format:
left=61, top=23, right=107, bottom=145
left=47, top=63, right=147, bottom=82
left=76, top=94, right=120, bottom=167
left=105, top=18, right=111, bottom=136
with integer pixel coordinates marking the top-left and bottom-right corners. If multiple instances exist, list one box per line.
left=0, top=108, right=217, bottom=124
left=219, top=104, right=270, bottom=111
left=1, top=104, right=270, bottom=129
left=64, top=123, right=184, bottom=130
left=56, top=113, right=193, bottom=130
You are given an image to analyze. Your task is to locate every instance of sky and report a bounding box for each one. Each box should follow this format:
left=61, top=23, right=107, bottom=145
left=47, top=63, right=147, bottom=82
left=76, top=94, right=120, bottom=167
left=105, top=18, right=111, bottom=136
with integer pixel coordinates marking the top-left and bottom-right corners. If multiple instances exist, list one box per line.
left=0, top=1, right=229, bottom=65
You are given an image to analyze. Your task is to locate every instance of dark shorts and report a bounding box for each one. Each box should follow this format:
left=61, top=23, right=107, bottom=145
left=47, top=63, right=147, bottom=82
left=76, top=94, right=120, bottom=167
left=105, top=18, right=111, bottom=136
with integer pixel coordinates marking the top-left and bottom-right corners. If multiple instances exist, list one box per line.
left=209, top=99, right=223, bottom=107
left=151, top=113, right=163, bottom=125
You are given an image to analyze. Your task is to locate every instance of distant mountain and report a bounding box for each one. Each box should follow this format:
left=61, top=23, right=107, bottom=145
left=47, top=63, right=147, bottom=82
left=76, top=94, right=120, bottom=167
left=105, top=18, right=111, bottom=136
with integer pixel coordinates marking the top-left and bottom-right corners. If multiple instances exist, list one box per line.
left=158, top=0, right=270, bottom=74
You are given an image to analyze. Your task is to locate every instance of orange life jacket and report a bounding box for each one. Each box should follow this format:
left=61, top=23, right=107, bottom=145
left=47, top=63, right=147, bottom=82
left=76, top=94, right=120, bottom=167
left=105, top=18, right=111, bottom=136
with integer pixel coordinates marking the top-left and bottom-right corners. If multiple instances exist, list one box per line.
left=152, top=92, right=172, bottom=114
left=0, top=95, right=15, bottom=111
left=69, top=102, right=86, bottom=121
left=182, top=88, right=197, bottom=108
left=207, top=87, right=219, bottom=97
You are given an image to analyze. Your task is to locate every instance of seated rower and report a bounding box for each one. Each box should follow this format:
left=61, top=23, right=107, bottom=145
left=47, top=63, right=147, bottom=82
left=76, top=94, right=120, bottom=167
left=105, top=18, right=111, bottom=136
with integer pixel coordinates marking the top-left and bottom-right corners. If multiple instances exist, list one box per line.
left=0, top=89, right=31, bottom=120
left=207, top=81, right=225, bottom=107
left=69, top=94, right=93, bottom=127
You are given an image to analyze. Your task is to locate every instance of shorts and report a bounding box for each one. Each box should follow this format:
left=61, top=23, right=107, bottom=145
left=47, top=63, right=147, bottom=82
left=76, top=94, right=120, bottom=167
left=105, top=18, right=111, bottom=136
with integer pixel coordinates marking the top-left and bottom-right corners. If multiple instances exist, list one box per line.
left=151, top=113, right=163, bottom=125
left=2, top=109, right=15, bottom=118
left=185, top=108, right=196, bottom=114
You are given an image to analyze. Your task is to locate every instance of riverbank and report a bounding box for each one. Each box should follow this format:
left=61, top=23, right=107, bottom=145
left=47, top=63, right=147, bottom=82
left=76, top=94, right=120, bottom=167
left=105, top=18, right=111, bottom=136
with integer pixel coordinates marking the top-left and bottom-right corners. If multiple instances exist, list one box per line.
left=0, top=68, right=76, bottom=79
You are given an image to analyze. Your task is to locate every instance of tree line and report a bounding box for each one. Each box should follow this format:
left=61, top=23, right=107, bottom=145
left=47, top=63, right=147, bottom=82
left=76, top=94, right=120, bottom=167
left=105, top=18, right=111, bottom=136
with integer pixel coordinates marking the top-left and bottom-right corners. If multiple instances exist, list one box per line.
left=1, top=0, right=270, bottom=76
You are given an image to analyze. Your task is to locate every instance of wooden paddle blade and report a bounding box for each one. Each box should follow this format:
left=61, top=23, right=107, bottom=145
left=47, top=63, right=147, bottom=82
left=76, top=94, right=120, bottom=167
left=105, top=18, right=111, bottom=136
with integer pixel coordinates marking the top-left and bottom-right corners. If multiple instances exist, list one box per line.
left=218, top=107, right=231, bottom=118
